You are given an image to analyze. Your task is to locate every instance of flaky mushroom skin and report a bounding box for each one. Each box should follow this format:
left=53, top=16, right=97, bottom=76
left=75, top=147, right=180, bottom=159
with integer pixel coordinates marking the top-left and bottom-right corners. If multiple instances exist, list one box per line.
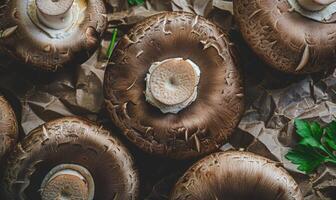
left=234, top=0, right=336, bottom=74
left=104, top=12, right=244, bottom=159
left=0, top=0, right=107, bottom=71
left=0, top=95, right=18, bottom=163
left=171, top=151, right=303, bottom=200
left=1, top=117, right=139, bottom=200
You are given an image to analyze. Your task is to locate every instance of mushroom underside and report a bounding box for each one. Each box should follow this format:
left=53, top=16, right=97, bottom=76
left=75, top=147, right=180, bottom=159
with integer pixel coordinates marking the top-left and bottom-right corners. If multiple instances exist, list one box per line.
left=233, top=0, right=336, bottom=73
left=1, top=117, right=139, bottom=200
left=0, top=95, right=18, bottom=162
left=104, top=11, right=244, bottom=159
left=0, top=0, right=107, bottom=71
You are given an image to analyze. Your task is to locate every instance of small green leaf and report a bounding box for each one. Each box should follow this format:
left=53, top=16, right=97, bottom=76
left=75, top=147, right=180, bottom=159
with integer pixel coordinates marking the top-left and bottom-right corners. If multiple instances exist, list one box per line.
left=310, top=122, right=323, bottom=140
left=286, top=145, right=326, bottom=173
left=128, top=0, right=144, bottom=6
left=286, top=119, right=336, bottom=174
left=325, top=121, right=336, bottom=139
left=295, top=119, right=323, bottom=149
left=325, top=137, right=336, bottom=151
left=106, top=28, right=118, bottom=60
left=323, top=121, right=336, bottom=151
left=295, top=119, right=312, bottom=138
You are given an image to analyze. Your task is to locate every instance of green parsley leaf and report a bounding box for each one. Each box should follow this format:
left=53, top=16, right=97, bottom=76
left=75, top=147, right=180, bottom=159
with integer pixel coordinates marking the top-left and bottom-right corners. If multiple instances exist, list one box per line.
left=128, top=0, right=144, bottom=6
left=295, top=119, right=323, bottom=149
left=286, top=119, right=336, bottom=174
left=325, top=121, right=336, bottom=151
left=286, top=145, right=326, bottom=173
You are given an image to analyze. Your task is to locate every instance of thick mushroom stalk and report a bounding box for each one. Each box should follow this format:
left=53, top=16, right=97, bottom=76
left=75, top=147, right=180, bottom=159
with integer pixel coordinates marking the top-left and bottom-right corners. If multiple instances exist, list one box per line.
left=288, top=0, right=336, bottom=22
left=36, top=0, right=74, bottom=30
left=41, top=164, right=94, bottom=200
left=145, top=58, right=201, bottom=114
left=298, top=0, right=336, bottom=10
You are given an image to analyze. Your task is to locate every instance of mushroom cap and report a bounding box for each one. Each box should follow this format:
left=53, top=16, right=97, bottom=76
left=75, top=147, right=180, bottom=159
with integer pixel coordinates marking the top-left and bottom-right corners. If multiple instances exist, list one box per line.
left=0, top=0, right=107, bottom=71
left=0, top=95, right=18, bottom=163
left=233, top=0, right=336, bottom=74
left=170, top=151, right=303, bottom=200
left=104, top=12, right=244, bottom=159
left=1, top=117, right=139, bottom=200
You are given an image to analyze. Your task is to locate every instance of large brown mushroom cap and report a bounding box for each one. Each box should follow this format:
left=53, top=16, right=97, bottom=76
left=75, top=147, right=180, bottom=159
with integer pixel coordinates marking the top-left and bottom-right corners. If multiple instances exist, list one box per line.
left=0, top=0, right=107, bottom=71
left=234, top=0, right=336, bottom=74
left=0, top=94, right=18, bottom=162
left=1, top=117, right=139, bottom=200
left=171, top=151, right=303, bottom=200
left=104, top=12, right=244, bottom=159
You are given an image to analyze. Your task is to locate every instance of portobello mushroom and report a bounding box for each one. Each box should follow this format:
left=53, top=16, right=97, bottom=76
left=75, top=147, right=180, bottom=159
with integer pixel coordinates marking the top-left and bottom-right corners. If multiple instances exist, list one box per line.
left=104, top=12, right=244, bottom=159
left=0, top=0, right=107, bottom=71
left=0, top=94, right=18, bottom=163
left=171, top=151, right=303, bottom=200
left=1, top=117, right=139, bottom=200
left=234, top=0, right=336, bottom=73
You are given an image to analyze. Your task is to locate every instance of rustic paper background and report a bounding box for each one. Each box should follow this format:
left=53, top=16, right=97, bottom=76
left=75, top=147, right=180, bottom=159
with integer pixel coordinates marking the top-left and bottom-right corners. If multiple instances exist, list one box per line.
left=0, top=0, right=335, bottom=199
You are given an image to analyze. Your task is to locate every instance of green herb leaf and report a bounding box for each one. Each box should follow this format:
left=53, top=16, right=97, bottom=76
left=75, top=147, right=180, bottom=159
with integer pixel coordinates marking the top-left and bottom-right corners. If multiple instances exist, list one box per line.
left=286, top=119, right=336, bottom=174
left=286, top=145, right=326, bottom=173
left=295, top=119, right=323, bottom=149
left=128, top=0, right=144, bottom=6
left=106, top=28, right=118, bottom=61
left=325, top=121, right=336, bottom=151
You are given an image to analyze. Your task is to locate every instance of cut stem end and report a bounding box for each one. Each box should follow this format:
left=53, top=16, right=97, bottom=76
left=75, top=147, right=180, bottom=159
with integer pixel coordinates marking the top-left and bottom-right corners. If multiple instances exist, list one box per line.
left=145, top=58, right=201, bottom=114
left=41, top=164, right=95, bottom=200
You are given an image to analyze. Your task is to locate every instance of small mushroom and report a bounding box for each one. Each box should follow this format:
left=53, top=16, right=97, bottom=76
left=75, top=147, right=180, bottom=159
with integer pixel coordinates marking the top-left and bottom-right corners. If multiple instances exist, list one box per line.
left=0, top=0, right=107, bottom=71
left=104, top=12, right=244, bottom=159
left=234, top=0, right=336, bottom=73
left=0, top=94, right=18, bottom=163
left=1, top=117, right=139, bottom=200
left=170, top=151, right=303, bottom=200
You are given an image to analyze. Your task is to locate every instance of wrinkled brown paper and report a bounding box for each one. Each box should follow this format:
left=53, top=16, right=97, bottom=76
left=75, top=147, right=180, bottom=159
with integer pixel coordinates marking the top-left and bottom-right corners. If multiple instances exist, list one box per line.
left=0, top=0, right=335, bottom=199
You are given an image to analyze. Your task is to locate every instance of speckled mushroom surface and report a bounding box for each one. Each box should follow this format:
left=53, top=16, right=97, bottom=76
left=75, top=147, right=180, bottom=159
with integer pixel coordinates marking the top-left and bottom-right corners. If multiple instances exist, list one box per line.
left=1, top=117, right=139, bottom=200
left=170, top=151, right=303, bottom=200
left=104, top=12, right=244, bottom=159
left=234, top=0, right=336, bottom=74
left=0, top=0, right=107, bottom=71
left=0, top=95, right=18, bottom=163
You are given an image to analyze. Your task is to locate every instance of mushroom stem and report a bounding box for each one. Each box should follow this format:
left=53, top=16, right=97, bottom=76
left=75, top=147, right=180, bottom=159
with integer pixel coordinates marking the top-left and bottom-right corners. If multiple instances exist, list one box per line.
left=297, top=0, right=336, bottom=11
left=36, top=0, right=74, bottom=29
left=145, top=58, right=201, bottom=114
left=41, top=164, right=95, bottom=200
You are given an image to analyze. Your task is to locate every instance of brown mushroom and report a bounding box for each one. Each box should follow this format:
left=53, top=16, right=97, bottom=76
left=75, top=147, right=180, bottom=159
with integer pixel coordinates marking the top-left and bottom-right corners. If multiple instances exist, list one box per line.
left=234, top=0, right=336, bottom=73
left=1, top=117, right=139, bottom=200
left=0, top=0, right=107, bottom=71
left=170, top=151, right=303, bottom=200
left=0, top=94, right=18, bottom=164
left=104, top=12, right=244, bottom=159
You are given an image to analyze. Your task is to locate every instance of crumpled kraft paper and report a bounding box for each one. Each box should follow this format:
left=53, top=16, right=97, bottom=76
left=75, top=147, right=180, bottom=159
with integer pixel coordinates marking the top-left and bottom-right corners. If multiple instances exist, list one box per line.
left=0, top=1, right=334, bottom=199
